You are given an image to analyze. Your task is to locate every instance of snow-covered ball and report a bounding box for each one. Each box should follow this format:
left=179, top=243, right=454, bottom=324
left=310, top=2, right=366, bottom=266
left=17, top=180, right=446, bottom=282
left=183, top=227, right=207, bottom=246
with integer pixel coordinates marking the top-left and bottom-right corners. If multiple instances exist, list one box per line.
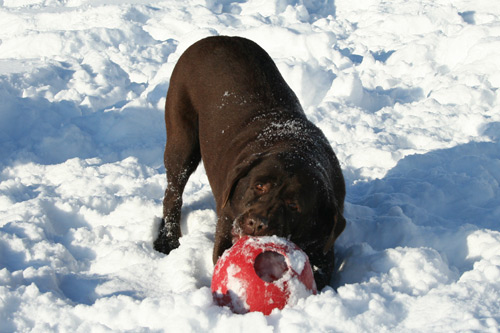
left=211, top=236, right=317, bottom=315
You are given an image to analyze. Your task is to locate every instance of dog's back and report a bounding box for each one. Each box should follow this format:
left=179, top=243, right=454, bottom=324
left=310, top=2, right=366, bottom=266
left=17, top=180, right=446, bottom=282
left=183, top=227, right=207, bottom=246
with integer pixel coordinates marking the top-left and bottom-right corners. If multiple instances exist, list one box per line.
left=165, top=36, right=308, bottom=202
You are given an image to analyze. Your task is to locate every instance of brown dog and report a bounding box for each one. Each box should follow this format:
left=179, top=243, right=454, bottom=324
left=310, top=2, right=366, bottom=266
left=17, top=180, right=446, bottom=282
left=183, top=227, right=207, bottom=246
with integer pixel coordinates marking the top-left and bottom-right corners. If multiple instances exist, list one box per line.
left=154, top=36, right=346, bottom=289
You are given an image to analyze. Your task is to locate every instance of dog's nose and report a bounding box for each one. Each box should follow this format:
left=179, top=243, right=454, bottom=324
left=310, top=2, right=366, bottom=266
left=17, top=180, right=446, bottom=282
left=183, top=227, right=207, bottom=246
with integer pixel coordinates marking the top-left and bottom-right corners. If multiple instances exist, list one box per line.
left=243, top=216, right=268, bottom=235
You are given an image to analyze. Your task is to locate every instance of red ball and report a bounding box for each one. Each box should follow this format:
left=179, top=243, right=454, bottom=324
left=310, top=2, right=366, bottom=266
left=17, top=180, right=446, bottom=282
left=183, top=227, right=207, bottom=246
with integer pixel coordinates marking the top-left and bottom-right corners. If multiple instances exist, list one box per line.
left=211, top=236, right=317, bottom=315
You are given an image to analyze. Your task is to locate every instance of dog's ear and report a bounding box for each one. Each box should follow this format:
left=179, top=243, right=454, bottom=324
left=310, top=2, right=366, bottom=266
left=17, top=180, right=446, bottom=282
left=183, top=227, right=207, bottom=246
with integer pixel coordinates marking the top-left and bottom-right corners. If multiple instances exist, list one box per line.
left=322, top=209, right=346, bottom=255
left=222, top=153, right=264, bottom=208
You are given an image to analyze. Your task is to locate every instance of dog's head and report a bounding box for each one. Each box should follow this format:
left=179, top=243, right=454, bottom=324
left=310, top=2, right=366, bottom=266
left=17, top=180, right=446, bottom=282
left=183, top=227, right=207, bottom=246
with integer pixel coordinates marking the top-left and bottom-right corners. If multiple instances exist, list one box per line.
left=222, top=151, right=345, bottom=253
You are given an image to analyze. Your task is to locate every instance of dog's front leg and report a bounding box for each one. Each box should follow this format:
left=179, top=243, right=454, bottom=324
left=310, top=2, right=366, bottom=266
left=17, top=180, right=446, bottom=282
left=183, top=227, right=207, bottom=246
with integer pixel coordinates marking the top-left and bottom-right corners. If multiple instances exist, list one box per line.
left=212, top=215, right=234, bottom=264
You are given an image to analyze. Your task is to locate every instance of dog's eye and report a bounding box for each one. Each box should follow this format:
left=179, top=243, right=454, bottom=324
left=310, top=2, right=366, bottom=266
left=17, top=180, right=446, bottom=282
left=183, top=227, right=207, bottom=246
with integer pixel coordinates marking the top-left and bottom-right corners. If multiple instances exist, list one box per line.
left=255, top=183, right=269, bottom=194
left=286, top=200, right=300, bottom=212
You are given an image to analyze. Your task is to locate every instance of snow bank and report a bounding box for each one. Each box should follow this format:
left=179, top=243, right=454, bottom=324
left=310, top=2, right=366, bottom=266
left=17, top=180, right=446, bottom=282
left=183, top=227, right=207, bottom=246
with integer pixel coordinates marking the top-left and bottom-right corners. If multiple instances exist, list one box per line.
left=1, top=0, right=500, bottom=331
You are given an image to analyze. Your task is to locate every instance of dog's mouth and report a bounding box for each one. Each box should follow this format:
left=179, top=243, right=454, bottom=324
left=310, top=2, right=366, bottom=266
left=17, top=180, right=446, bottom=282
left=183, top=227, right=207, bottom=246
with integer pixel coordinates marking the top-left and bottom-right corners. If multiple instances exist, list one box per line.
left=231, top=212, right=280, bottom=244
left=231, top=214, right=245, bottom=244
left=231, top=226, right=242, bottom=244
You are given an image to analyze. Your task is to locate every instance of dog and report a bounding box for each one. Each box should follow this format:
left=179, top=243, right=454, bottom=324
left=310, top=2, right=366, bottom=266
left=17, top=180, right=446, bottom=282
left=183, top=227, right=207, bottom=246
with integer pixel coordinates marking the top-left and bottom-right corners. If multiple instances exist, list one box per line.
left=154, top=36, right=346, bottom=289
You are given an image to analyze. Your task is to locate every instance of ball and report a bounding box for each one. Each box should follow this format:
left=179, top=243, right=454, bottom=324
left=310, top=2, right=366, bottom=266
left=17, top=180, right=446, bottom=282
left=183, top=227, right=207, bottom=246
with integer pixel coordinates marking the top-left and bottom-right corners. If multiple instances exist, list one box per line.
left=211, top=236, right=317, bottom=315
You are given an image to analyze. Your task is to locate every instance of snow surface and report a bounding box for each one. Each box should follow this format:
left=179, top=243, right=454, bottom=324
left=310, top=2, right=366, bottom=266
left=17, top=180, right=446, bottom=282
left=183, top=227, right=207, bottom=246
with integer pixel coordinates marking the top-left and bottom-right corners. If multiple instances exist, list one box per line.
left=1, top=0, right=500, bottom=331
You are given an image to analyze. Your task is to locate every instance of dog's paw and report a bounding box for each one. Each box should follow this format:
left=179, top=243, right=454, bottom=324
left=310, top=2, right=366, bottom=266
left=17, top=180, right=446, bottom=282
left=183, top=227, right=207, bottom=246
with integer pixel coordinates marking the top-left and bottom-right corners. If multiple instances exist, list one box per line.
left=153, top=233, right=180, bottom=254
left=153, top=217, right=181, bottom=255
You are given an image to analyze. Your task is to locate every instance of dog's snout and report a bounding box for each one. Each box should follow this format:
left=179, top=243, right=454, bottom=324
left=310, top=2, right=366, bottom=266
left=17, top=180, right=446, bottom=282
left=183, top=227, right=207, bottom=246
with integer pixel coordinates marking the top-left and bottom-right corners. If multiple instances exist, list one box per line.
left=243, top=216, right=268, bottom=235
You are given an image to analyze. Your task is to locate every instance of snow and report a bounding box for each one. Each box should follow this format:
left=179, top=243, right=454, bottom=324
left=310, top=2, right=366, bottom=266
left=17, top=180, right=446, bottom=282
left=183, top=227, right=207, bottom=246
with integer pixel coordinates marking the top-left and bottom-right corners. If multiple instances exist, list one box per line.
left=224, top=264, right=248, bottom=313
left=0, top=0, right=499, bottom=331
